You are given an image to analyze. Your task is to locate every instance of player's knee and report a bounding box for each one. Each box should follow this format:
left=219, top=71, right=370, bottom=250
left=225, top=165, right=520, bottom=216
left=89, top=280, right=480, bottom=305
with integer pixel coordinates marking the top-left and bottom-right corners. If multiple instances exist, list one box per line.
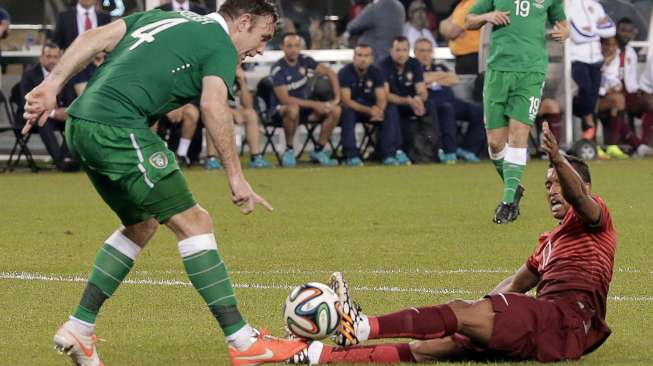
left=184, top=104, right=200, bottom=123
left=611, top=94, right=625, bottom=110
left=123, top=218, right=159, bottom=247
left=488, top=140, right=506, bottom=154
left=284, top=104, right=300, bottom=120
left=167, top=205, right=213, bottom=239
left=244, top=108, right=259, bottom=123
left=331, top=105, right=342, bottom=119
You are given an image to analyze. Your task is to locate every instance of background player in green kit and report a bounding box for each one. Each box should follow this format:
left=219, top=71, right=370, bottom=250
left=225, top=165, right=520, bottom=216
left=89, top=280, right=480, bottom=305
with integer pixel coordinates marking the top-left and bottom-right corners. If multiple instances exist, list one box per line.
left=465, top=0, right=569, bottom=224
left=22, top=1, right=307, bottom=365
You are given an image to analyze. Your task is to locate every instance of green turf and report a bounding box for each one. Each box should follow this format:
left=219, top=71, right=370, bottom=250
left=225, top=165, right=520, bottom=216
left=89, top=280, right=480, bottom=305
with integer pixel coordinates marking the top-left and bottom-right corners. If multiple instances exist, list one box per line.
left=1, top=159, right=652, bottom=365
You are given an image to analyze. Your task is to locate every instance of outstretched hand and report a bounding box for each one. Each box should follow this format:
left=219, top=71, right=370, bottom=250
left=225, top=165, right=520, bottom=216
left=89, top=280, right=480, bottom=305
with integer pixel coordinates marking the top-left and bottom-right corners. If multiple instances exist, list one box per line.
left=22, top=82, right=58, bottom=135
left=230, top=178, right=274, bottom=215
left=541, top=122, right=562, bottom=163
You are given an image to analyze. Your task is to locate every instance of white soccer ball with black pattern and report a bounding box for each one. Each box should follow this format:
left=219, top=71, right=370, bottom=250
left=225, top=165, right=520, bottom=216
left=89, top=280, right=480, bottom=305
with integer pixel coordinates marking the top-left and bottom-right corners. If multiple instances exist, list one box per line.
left=283, top=282, right=341, bottom=340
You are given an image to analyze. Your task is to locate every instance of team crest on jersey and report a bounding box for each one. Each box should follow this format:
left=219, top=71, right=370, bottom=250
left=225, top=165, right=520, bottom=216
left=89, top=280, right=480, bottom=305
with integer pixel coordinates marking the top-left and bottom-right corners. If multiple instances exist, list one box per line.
left=299, top=67, right=306, bottom=76
left=366, top=80, right=373, bottom=88
left=587, top=6, right=594, bottom=14
left=534, top=0, right=544, bottom=9
left=406, top=72, right=413, bottom=81
left=150, top=152, right=168, bottom=169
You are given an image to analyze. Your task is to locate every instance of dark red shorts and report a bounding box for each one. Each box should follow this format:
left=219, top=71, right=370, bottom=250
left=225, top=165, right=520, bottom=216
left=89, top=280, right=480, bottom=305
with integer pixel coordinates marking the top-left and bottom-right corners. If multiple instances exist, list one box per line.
left=452, top=293, right=609, bottom=362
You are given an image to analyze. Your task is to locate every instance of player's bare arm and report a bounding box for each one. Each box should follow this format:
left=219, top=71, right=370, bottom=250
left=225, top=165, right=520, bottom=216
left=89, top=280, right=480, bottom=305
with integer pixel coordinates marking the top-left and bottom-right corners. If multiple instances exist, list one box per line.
left=316, top=63, right=341, bottom=105
left=488, top=264, right=539, bottom=295
left=541, top=122, right=601, bottom=224
left=23, top=20, right=127, bottom=133
left=201, top=76, right=273, bottom=214
left=465, top=11, right=510, bottom=30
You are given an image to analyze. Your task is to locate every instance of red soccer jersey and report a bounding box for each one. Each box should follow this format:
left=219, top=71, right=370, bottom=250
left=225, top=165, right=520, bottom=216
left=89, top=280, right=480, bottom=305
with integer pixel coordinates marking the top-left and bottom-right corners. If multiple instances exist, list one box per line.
left=526, top=195, right=617, bottom=319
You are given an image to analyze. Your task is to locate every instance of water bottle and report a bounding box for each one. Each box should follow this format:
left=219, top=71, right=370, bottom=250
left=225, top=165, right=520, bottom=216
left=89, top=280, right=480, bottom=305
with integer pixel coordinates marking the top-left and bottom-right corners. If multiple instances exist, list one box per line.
left=26, top=33, right=35, bottom=50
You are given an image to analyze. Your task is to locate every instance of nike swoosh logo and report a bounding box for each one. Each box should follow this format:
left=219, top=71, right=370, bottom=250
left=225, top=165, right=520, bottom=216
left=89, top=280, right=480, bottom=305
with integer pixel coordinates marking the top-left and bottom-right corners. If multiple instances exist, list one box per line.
left=236, top=348, right=274, bottom=361
left=68, top=331, right=94, bottom=358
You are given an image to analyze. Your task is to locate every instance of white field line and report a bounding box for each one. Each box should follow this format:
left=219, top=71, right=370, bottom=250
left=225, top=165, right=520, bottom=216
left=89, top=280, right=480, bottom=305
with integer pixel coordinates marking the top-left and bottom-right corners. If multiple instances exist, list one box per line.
left=1, top=271, right=652, bottom=302
left=131, top=267, right=647, bottom=276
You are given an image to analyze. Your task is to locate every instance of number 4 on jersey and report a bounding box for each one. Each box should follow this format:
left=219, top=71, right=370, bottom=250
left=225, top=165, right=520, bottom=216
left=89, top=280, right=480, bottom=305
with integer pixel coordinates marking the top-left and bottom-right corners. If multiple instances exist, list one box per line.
left=129, top=18, right=189, bottom=50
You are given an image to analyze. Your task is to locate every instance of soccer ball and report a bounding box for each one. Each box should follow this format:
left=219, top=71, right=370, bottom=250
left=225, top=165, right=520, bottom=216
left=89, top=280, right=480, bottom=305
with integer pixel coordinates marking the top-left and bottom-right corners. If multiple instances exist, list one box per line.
left=283, top=282, right=341, bottom=340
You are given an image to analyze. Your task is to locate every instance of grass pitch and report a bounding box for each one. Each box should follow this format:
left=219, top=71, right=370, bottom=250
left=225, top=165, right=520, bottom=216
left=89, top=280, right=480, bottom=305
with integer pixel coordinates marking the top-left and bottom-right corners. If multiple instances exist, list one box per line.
left=1, top=159, right=652, bottom=365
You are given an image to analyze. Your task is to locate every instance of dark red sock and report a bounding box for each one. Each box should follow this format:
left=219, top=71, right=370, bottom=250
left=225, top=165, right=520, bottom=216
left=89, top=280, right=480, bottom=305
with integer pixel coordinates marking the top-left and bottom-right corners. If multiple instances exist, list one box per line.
left=542, top=113, right=562, bottom=141
left=620, top=114, right=641, bottom=148
left=606, top=114, right=622, bottom=145
left=319, top=343, right=416, bottom=364
left=641, top=112, right=653, bottom=146
left=368, top=305, right=458, bottom=340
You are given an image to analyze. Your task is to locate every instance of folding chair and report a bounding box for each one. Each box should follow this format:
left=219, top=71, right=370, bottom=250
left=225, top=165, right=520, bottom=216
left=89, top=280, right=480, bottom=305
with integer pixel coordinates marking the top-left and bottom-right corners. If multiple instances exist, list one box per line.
left=255, top=77, right=282, bottom=165
left=295, top=74, right=339, bottom=159
left=358, top=121, right=379, bottom=158
left=1, top=85, right=38, bottom=172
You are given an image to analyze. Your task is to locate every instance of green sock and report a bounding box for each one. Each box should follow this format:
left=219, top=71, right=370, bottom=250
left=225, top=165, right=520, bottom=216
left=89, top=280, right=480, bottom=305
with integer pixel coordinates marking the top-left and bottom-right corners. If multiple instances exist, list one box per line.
left=491, top=158, right=504, bottom=181
left=183, top=250, right=246, bottom=336
left=73, top=244, right=134, bottom=323
left=502, top=162, right=525, bottom=203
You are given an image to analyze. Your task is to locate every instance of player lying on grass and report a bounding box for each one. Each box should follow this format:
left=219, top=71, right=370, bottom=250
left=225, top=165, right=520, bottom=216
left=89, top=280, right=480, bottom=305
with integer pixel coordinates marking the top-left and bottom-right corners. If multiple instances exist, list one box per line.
left=285, top=122, right=617, bottom=364
left=22, top=1, right=305, bottom=365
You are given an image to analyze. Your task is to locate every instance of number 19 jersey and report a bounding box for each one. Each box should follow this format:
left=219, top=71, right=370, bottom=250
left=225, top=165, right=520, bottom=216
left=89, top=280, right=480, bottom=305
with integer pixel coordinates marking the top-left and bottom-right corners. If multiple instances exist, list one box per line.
left=469, top=0, right=566, bottom=73
left=67, top=10, right=238, bottom=129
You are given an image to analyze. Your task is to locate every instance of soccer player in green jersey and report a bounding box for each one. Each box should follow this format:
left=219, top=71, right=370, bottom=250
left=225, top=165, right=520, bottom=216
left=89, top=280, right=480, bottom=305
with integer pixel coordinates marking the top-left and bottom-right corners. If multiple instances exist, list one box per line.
left=465, top=0, right=569, bottom=224
left=22, top=1, right=306, bottom=365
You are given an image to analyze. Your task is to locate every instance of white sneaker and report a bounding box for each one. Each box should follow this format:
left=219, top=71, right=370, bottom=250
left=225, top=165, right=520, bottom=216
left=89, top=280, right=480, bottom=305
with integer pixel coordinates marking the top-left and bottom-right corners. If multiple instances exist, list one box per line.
left=53, top=321, right=103, bottom=366
left=330, top=272, right=368, bottom=346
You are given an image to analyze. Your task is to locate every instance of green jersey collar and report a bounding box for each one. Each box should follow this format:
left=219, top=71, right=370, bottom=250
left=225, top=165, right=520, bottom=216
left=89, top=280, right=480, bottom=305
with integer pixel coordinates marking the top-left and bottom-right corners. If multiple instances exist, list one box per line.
left=206, top=12, right=229, bottom=35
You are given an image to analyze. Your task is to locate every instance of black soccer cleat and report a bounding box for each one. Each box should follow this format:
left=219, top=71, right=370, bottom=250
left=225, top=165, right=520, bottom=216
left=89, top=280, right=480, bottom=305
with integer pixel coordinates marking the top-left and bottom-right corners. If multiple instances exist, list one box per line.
left=513, top=185, right=525, bottom=208
left=175, top=154, right=191, bottom=168
left=493, top=201, right=520, bottom=224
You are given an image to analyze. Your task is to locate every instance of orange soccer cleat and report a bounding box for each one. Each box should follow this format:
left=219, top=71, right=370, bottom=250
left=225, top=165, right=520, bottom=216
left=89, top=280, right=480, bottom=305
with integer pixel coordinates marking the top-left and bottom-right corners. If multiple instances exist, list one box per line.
left=229, top=329, right=307, bottom=366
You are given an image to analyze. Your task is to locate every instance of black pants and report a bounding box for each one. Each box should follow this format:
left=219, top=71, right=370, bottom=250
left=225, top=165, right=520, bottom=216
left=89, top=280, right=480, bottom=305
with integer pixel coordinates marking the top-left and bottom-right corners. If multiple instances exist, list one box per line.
left=572, top=61, right=603, bottom=118
left=39, top=118, right=78, bottom=171
left=455, top=53, right=479, bottom=75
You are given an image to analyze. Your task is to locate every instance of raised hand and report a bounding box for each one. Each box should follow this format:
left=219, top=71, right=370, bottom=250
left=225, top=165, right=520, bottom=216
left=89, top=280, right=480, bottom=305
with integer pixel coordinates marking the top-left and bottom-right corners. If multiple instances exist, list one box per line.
left=541, top=122, right=562, bottom=163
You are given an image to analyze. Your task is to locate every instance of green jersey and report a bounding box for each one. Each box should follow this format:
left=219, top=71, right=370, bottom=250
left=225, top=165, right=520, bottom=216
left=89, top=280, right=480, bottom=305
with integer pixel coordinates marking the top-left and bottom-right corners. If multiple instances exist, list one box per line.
left=469, top=0, right=566, bottom=73
left=67, top=10, right=238, bottom=129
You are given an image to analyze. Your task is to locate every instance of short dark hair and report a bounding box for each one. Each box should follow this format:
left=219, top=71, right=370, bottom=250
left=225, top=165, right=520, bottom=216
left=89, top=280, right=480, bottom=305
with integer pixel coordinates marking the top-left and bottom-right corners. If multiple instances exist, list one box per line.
left=392, top=36, right=409, bottom=46
left=218, top=0, right=279, bottom=24
left=549, top=155, right=591, bottom=184
left=354, top=43, right=372, bottom=50
left=281, top=32, right=300, bottom=43
left=42, top=42, right=60, bottom=54
left=618, top=17, right=634, bottom=26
